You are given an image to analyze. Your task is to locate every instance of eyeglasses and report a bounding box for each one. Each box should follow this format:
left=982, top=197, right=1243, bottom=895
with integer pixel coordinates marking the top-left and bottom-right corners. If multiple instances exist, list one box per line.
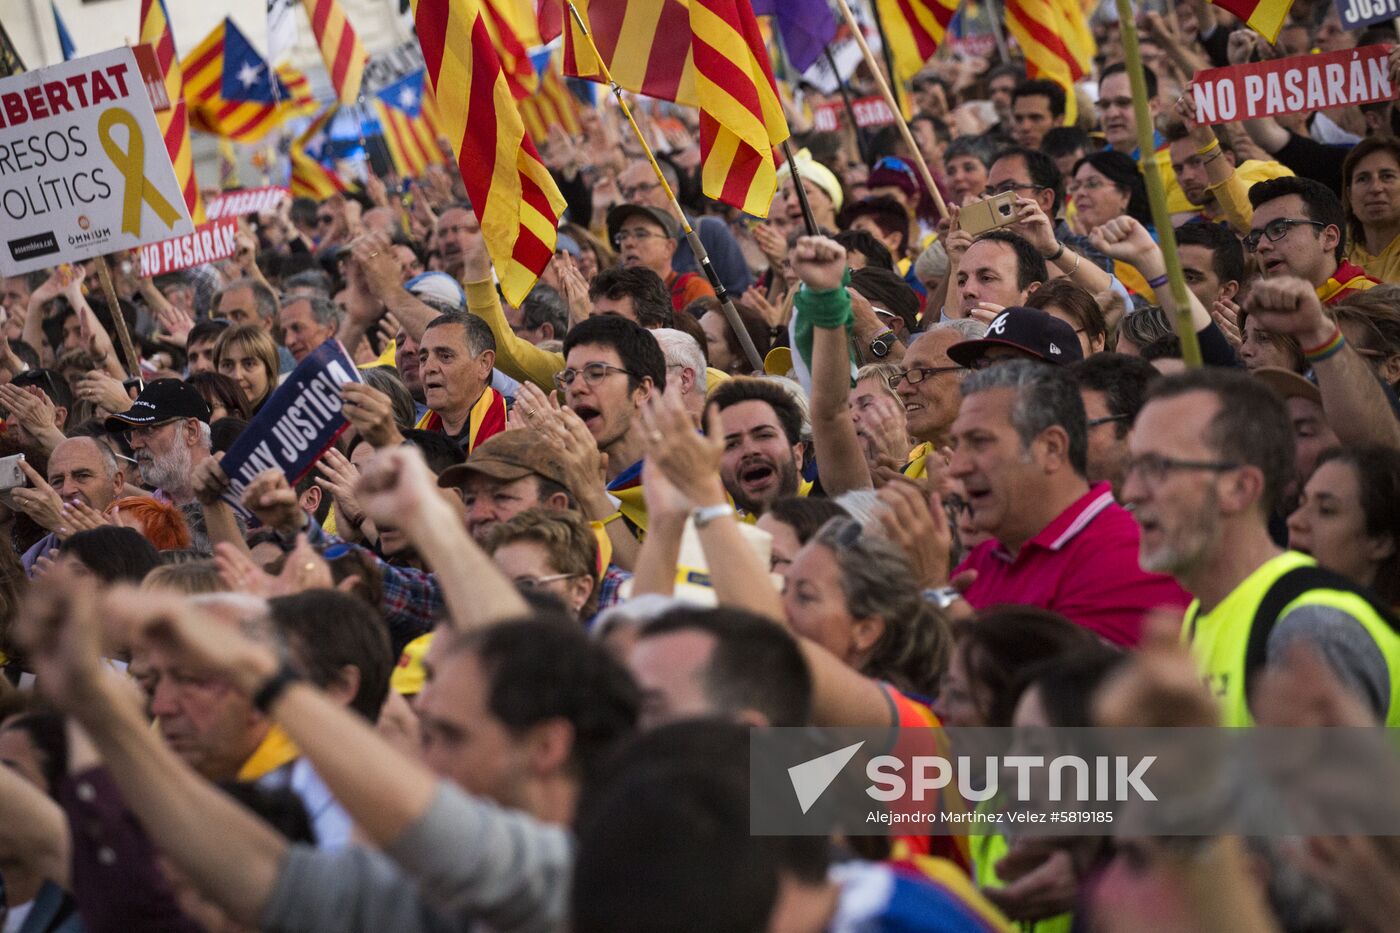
left=1123, top=453, right=1240, bottom=486
left=1242, top=218, right=1326, bottom=252
left=1094, top=96, right=1135, bottom=111
left=1087, top=413, right=1130, bottom=428
left=982, top=181, right=1043, bottom=198
left=515, top=572, right=579, bottom=589
left=888, top=365, right=962, bottom=389
left=554, top=362, right=637, bottom=390
left=612, top=228, right=668, bottom=248
left=1067, top=177, right=1115, bottom=195
left=619, top=181, right=661, bottom=200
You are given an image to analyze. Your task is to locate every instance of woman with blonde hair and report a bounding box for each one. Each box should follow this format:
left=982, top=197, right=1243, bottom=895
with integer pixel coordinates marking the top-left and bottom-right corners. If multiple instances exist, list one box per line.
left=213, top=324, right=279, bottom=412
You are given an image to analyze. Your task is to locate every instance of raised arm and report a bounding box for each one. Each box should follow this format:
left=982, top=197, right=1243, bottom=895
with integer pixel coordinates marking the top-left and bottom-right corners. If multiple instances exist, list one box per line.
left=1249, top=278, right=1400, bottom=451
left=639, top=389, right=906, bottom=726
left=792, top=236, right=873, bottom=496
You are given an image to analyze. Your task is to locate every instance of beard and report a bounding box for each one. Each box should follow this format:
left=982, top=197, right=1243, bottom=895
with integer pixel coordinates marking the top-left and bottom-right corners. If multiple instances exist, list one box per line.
left=1141, top=486, right=1221, bottom=577
left=730, top=456, right=799, bottom=517
left=141, top=441, right=193, bottom=493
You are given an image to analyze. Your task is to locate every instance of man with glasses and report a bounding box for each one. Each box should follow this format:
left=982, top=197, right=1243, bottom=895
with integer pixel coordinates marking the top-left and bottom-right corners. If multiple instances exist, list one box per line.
left=1246, top=177, right=1380, bottom=304
left=1069, top=353, right=1159, bottom=498
left=615, top=159, right=752, bottom=296
left=984, top=148, right=1113, bottom=273
left=891, top=321, right=985, bottom=478
left=946, top=360, right=1187, bottom=647
left=1124, top=368, right=1399, bottom=726
left=1097, top=63, right=1193, bottom=215
left=606, top=204, right=715, bottom=312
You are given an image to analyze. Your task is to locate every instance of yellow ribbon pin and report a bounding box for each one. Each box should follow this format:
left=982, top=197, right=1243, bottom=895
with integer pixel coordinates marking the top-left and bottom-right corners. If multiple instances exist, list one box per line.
left=97, top=108, right=181, bottom=237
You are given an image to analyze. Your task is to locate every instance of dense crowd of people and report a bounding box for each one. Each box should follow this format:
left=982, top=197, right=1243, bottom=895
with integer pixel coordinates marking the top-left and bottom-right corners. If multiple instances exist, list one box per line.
left=3, top=0, right=1400, bottom=929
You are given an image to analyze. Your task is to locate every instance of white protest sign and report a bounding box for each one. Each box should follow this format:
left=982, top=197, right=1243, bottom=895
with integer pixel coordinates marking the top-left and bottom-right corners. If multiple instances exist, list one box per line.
left=0, top=45, right=193, bottom=276
left=1191, top=45, right=1395, bottom=126
left=205, top=185, right=289, bottom=220
left=136, top=217, right=239, bottom=277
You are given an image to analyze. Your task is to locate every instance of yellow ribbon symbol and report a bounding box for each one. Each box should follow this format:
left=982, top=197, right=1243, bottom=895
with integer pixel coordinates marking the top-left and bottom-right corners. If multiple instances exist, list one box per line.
left=97, top=108, right=181, bottom=237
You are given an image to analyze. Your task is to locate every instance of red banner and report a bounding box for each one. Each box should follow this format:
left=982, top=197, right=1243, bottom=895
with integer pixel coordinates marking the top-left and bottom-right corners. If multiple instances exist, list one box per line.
left=136, top=217, right=238, bottom=277
left=1191, top=45, right=1395, bottom=125
left=813, top=95, right=897, bottom=133
left=205, top=185, right=289, bottom=220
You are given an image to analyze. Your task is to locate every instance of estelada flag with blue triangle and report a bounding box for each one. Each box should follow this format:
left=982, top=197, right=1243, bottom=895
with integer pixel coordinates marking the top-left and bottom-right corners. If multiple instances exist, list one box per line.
left=371, top=70, right=452, bottom=179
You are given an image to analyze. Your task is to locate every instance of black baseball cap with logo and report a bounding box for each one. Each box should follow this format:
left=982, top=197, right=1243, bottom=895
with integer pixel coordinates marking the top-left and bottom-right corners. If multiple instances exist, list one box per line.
left=948, top=307, right=1084, bottom=368
left=104, top=378, right=213, bottom=432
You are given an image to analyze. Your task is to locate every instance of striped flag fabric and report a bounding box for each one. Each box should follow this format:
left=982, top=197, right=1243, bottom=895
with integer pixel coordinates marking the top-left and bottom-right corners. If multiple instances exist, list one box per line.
left=412, top=0, right=567, bottom=306
left=371, top=70, right=451, bottom=178
left=482, top=0, right=538, bottom=99
left=183, top=19, right=315, bottom=143
left=1207, top=0, right=1293, bottom=43
left=301, top=0, right=369, bottom=104
left=290, top=104, right=352, bottom=199
left=140, top=0, right=204, bottom=223
left=519, top=51, right=582, bottom=143
left=52, top=2, right=76, bottom=60
left=873, top=0, right=960, bottom=81
left=565, top=0, right=790, bottom=217
left=1004, top=0, right=1094, bottom=123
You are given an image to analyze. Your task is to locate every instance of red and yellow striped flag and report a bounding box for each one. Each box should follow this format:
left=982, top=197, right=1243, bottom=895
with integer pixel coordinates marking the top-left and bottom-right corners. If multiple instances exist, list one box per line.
left=372, top=70, right=452, bottom=179
left=301, top=0, right=369, bottom=104
left=875, top=0, right=961, bottom=82
left=1005, top=0, right=1094, bottom=123
left=183, top=21, right=316, bottom=142
left=482, top=0, right=538, bottom=99
left=413, top=0, right=567, bottom=306
left=565, top=0, right=790, bottom=217
left=1207, top=0, right=1293, bottom=43
left=520, top=52, right=582, bottom=143
left=140, top=0, right=204, bottom=223
left=291, top=104, right=352, bottom=199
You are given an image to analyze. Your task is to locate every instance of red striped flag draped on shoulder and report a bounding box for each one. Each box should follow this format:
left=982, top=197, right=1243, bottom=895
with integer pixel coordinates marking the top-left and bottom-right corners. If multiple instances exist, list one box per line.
left=301, top=0, right=369, bottom=103
left=563, top=0, right=789, bottom=217
left=413, top=0, right=567, bottom=306
left=140, top=0, right=204, bottom=222
left=875, top=0, right=960, bottom=81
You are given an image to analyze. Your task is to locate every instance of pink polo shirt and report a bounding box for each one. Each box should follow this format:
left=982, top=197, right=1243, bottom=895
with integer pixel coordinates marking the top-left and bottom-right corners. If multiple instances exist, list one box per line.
left=954, top=483, right=1189, bottom=647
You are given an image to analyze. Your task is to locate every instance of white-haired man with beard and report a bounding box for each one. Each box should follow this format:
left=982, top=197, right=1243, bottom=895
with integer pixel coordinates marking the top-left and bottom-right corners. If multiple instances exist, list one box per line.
left=106, top=379, right=218, bottom=545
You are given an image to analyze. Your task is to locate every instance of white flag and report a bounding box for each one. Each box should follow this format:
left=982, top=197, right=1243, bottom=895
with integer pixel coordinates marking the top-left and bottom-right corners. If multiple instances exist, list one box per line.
left=267, top=0, right=297, bottom=63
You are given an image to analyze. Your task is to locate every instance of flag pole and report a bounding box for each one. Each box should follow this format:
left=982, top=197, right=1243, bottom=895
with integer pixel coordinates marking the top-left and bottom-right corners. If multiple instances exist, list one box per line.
left=781, top=139, right=821, bottom=236
left=823, top=46, right=870, bottom=164
left=94, top=257, right=144, bottom=386
left=1112, top=0, right=1202, bottom=369
left=862, top=0, right=907, bottom=118
left=831, top=0, right=948, bottom=220
left=566, top=0, right=765, bottom=372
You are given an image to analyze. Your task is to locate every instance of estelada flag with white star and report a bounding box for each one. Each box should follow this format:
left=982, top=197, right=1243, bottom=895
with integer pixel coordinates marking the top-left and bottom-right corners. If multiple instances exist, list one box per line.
left=371, top=70, right=452, bottom=179
left=184, top=17, right=317, bottom=142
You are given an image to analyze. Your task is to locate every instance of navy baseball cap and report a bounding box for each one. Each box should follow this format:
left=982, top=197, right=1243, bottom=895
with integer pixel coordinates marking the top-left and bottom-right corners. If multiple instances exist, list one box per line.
left=105, top=378, right=212, bottom=431
left=948, top=307, right=1084, bottom=368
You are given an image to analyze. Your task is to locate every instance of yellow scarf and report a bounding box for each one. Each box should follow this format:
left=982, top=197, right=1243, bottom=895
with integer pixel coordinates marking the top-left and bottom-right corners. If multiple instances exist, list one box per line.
left=236, top=724, right=301, bottom=781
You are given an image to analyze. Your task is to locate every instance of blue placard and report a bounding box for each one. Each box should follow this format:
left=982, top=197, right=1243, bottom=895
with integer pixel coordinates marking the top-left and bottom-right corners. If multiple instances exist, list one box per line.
left=220, top=339, right=363, bottom=504
left=1335, top=0, right=1400, bottom=31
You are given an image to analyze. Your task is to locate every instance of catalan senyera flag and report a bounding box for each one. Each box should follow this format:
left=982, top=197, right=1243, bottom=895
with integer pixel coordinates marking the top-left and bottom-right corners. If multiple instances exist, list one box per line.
left=183, top=19, right=317, bottom=142
left=565, top=0, right=790, bottom=217
left=1005, top=0, right=1094, bottom=123
left=1206, top=0, right=1293, bottom=43
left=291, top=104, right=352, bottom=199
left=372, top=70, right=451, bottom=178
left=413, top=0, right=567, bottom=306
left=140, top=0, right=205, bottom=223
left=482, top=0, right=538, bottom=98
left=301, top=0, right=369, bottom=104
left=519, top=52, right=582, bottom=143
left=874, top=0, right=960, bottom=82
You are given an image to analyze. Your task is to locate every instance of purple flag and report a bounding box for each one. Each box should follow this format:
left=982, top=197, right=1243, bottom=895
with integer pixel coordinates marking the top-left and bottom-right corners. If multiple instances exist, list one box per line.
left=751, top=0, right=838, bottom=73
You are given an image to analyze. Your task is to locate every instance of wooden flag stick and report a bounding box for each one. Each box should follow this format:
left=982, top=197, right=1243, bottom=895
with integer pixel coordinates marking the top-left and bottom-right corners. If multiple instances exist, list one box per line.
left=93, top=256, right=144, bottom=385
left=831, top=0, right=949, bottom=220
left=566, top=0, right=765, bottom=372
left=1113, top=0, right=1203, bottom=369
